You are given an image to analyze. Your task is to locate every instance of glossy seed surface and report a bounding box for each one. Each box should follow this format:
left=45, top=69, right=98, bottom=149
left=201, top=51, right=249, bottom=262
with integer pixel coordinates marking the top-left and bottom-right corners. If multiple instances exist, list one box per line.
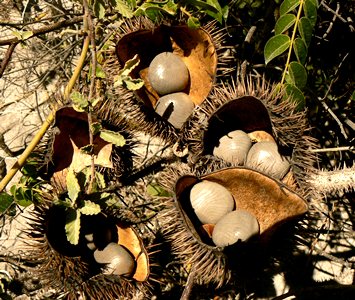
left=155, top=92, right=194, bottom=128
left=245, top=141, right=290, bottom=179
left=213, top=130, right=252, bottom=164
left=212, top=209, right=259, bottom=247
left=94, top=243, right=135, bottom=277
left=190, top=180, right=235, bottom=224
left=148, top=52, right=189, bottom=95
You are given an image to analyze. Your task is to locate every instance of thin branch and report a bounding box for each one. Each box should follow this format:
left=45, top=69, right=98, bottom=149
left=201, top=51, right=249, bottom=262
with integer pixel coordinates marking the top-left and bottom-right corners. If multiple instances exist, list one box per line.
left=0, top=42, right=18, bottom=78
left=180, top=265, right=196, bottom=300
left=0, top=15, right=83, bottom=46
left=0, top=29, right=90, bottom=193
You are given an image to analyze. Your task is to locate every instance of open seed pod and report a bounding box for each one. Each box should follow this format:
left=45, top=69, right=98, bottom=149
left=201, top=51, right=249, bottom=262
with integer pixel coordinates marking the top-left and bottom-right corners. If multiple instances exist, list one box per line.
left=159, top=163, right=308, bottom=287
left=38, top=106, right=137, bottom=188
left=177, top=77, right=318, bottom=193
left=104, top=17, right=233, bottom=144
left=24, top=197, right=151, bottom=299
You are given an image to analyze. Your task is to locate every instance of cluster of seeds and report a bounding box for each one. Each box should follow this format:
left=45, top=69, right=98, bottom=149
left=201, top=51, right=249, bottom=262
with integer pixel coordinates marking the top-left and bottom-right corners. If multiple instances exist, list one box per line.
left=213, top=129, right=291, bottom=179
left=189, top=180, right=260, bottom=247
left=148, top=52, right=195, bottom=128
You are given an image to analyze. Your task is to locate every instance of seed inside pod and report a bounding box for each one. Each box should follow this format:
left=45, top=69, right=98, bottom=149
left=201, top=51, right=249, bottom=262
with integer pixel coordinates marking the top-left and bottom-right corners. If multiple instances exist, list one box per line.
left=212, top=209, right=260, bottom=247
left=94, top=243, right=136, bottom=277
left=245, top=141, right=291, bottom=179
left=213, top=130, right=252, bottom=164
left=155, top=92, right=195, bottom=129
left=148, top=52, right=190, bottom=95
left=190, top=180, right=235, bottom=224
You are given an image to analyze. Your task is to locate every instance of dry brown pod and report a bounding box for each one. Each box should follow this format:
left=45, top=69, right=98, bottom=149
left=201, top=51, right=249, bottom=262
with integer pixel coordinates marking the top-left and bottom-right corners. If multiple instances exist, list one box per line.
left=176, top=77, right=318, bottom=191
left=160, top=163, right=308, bottom=287
left=104, top=17, right=233, bottom=144
left=25, top=200, right=151, bottom=299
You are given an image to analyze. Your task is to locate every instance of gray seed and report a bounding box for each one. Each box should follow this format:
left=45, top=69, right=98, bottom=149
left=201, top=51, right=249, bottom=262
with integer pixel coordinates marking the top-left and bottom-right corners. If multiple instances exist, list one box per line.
left=148, top=52, right=189, bottom=95
left=213, top=130, right=252, bottom=164
left=190, top=180, right=235, bottom=224
left=94, top=243, right=135, bottom=277
left=155, top=92, right=194, bottom=128
left=212, top=209, right=259, bottom=247
left=245, top=141, right=291, bottom=179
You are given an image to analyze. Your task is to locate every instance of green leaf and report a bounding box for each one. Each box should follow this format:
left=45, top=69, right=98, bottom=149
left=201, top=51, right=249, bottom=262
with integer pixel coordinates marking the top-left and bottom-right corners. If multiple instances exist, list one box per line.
left=65, top=209, right=81, bottom=245
left=70, top=91, right=88, bottom=112
left=94, top=0, right=106, bottom=19
left=0, top=192, right=14, bottom=213
left=187, top=16, right=201, bottom=29
left=21, top=31, right=34, bottom=40
left=95, top=64, right=106, bottom=79
left=100, top=130, right=126, bottom=146
left=66, top=169, right=80, bottom=202
left=293, top=37, right=308, bottom=64
left=79, top=200, right=101, bottom=215
left=114, top=54, right=144, bottom=90
left=264, top=34, right=291, bottom=65
left=117, top=54, right=141, bottom=78
left=147, top=184, right=171, bottom=197
left=304, top=0, right=318, bottom=28
left=90, top=98, right=101, bottom=108
left=124, top=77, right=145, bottom=90
left=280, top=0, right=299, bottom=15
left=287, top=61, right=308, bottom=89
left=90, top=122, right=102, bottom=135
left=95, top=171, right=106, bottom=189
left=284, top=83, right=305, bottom=110
left=80, top=144, right=94, bottom=155
left=12, top=30, right=33, bottom=41
left=115, top=0, right=134, bottom=18
left=298, top=17, right=313, bottom=46
left=10, top=185, right=33, bottom=207
left=134, top=0, right=177, bottom=17
left=275, top=14, right=296, bottom=35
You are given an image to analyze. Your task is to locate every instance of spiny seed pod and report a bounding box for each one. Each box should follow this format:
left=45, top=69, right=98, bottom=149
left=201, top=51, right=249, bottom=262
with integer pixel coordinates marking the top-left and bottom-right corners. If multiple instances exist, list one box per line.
left=176, top=76, right=318, bottom=193
left=94, top=243, right=136, bottom=277
left=159, top=163, right=308, bottom=287
left=24, top=198, right=151, bottom=299
left=155, top=92, right=195, bottom=129
left=211, top=209, right=260, bottom=247
left=104, top=17, right=233, bottom=144
left=213, top=130, right=252, bottom=164
left=190, top=180, right=235, bottom=224
left=246, top=141, right=291, bottom=179
left=148, top=52, right=190, bottom=95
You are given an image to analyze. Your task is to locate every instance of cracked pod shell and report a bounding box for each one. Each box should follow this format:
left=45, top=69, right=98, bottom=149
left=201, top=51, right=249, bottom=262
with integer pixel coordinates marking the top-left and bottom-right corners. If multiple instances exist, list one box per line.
left=106, top=17, right=233, bottom=144
left=35, top=106, right=137, bottom=188
left=24, top=198, right=151, bottom=299
left=177, top=77, right=318, bottom=194
left=160, top=163, right=308, bottom=287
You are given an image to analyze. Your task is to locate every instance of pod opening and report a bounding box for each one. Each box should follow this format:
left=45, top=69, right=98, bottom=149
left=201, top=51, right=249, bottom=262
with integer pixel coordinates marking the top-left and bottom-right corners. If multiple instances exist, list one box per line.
left=116, top=24, right=217, bottom=108
left=203, top=96, right=274, bottom=155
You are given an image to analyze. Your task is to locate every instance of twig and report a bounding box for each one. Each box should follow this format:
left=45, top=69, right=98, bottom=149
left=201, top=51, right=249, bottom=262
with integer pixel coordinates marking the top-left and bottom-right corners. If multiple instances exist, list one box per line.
left=0, top=30, right=90, bottom=193
left=82, top=0, right=98, bottom=193
left=0, top=42, right=18, bottom=78
left=180, top=265, right=196, bottom=300
left=310, top=146, right=354, bottom=152
left=0, top=16, right=83, bottom=46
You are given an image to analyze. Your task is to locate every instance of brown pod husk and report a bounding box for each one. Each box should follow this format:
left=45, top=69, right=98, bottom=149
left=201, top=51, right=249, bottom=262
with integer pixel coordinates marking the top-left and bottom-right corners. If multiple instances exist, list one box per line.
left=159, top=161, right=308, bottom=287
left=39, top=106, right=137, bottom=187
left=24, top=195, right=152, bottom=299
left=103, top=17, right=233, bottom=144
left=177, top=76, right=319, bottom=194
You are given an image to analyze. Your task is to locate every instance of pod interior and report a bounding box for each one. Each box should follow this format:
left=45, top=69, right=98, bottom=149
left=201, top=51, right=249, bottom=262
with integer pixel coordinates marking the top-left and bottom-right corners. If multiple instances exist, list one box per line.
left=45, top=208, right=149, bottom=281
left=174, top=167, right=308, bottom=247
left=116, top=24, right=218, bottom=108
left=202, top=96, right=275, bottom=155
